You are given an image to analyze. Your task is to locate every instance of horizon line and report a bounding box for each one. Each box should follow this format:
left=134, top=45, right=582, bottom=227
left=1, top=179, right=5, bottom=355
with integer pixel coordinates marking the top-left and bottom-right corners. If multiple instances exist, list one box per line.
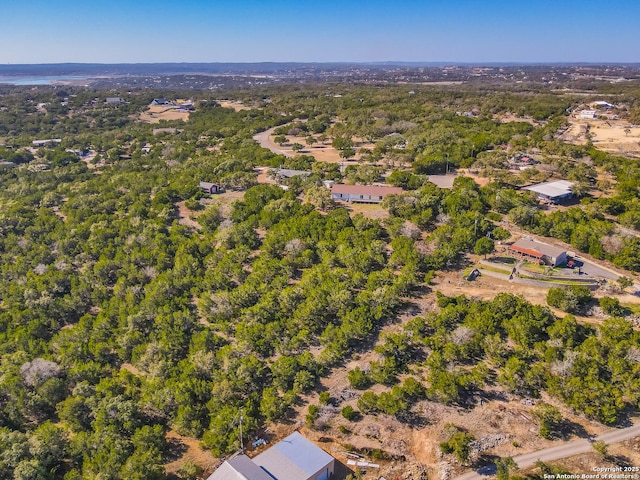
left=1, top=61, right=640, bottom=67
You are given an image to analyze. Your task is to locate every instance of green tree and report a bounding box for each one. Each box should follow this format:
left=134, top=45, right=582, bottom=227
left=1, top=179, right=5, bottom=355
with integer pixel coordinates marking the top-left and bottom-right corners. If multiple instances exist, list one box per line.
left=533, top=402, right=563, bottom=439
left=599, top=296, right=625, bottom=317
left=547, top=285, right=593, bottom=313
left=474, top=237, right=495, bottom=259
left=341, top=405, right=358, bottom=421
left=440, top=431, right=475, bottom=464
left=495, top=457, right=518, bottom=480
left=347, top=367, right=371, bottom=389
left=592, top=440, right=608, bottom=459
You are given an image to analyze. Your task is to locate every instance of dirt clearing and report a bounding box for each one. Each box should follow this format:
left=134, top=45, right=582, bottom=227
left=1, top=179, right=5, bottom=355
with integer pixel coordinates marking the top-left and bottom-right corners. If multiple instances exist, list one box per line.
left=139, top=105, right=190, bottom=123
left=561, top=117, right=640, bottom=158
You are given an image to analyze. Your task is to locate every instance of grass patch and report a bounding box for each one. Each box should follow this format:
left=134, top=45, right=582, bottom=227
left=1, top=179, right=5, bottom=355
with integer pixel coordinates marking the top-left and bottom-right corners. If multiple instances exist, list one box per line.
left=479, top=264, right=511, bottom=275
left=490, top=256, right=516, bottom=265
left=520, top=262, right=549, bottom=274
left=462, top=266, right=476, bottom=278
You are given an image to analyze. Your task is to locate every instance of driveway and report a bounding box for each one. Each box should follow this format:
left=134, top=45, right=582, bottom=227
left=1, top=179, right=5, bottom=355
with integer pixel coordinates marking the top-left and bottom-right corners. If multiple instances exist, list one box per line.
left=253, top=127, right=294, bottom=157
left=572, top=256, right=620, bottom=281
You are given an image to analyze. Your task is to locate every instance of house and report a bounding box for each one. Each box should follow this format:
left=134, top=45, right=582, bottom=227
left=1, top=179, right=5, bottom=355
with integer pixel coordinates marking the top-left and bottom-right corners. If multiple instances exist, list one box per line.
left=105, top=97, right=125, bottom=105
left=206, top=432, right=335, bottom=480
left=153, top=127, right=183, bottom=135
left=32, top=139, right=62, bottom=147
left=593, top=101, right=613, bottom=108
left=206, top=454, right=273, bottom=480
left=330, top=184, right=402, bottom=204
left=509, top=237, right=568, bottom=266
left=253, top=432, right=335, bottom=480
left=200, top=182, right=220, bottom=194
left=151, top=98, right=172, bottom=106
left=522, top=180, right=574, bottom=203
left=272, top=168, right=312, bottom=182
left=176, top=100, right=195, bottom=111
left=509, top=153, right=539, bottom=166
left=579, top=110, right=597, bottom=119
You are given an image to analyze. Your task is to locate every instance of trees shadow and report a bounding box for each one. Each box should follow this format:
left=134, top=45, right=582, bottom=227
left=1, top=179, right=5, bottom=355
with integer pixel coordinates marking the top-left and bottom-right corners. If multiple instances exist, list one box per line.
left=559, top=418, right=590, bottom=440
left=164, top=436, right=188, bottom=463
left=607, top=454, right=633, bottom=468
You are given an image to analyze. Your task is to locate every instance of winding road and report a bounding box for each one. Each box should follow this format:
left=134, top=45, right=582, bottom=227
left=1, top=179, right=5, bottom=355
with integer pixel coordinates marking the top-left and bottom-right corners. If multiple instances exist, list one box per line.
left=453, top=422, right=640, bottom=480
left=253, top=127, right=294, bottom=157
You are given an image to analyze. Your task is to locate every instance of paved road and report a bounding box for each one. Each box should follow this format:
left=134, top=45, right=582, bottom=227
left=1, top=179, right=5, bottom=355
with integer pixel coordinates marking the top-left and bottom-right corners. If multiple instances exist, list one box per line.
left=575, top=257, right=620, bottom=281
left=253, top=127, right=294, bottom=157
left=453, top=422, right=640, bottom=480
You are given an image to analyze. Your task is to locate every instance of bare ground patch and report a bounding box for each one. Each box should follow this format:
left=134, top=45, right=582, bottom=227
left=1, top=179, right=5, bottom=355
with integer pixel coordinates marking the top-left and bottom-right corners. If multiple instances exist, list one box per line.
left=253, top=127, right=375, bottom=164
left=562, top=117, right=640, bottom=158
left=217, top=100, right=253, bottom=111
left=139, top=105, right=190, bottom=124
left=165, top=430, right=218, bottom=479
left=175, top=200, right=201, bottom=229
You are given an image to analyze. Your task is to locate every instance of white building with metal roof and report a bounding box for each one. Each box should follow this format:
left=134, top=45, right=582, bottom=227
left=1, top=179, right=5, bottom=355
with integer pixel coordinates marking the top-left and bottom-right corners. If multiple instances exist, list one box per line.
left=253, top=432, right=334, bottom=480
left=206, top=432, right=335, bottom=480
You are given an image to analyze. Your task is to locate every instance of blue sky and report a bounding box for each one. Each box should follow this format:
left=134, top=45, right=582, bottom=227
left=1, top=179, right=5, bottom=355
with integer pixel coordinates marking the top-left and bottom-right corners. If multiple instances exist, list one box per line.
left=1, top=0, right=639, bottom=63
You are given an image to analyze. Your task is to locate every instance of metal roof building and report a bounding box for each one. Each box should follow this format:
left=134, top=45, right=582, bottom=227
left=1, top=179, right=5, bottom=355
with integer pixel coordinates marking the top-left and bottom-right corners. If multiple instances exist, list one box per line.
left=206, top=432, right=335, bottom=480
left=207, top=455, right=274, bottom=480
left=253, top=432, right=334, bottom=480
left=273, top=168, right=312, bottom=179
left=522, top=180, right=574, bottom=203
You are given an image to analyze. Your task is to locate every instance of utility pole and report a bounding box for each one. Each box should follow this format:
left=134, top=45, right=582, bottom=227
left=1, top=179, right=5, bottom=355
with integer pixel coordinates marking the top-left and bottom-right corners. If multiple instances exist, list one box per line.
left=239, top=408, right=244, bottom=452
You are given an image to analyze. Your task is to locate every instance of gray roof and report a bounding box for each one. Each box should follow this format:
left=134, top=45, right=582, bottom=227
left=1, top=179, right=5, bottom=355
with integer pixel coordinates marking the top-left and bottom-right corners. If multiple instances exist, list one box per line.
left=253, top=432, right=333, bottom=480
left=274, top=168, right=311, bottom=178
left=510, top=237, right=566, bottom=259
left=427, top=175, right=456, bottom=189
left=200, top=181, right=218, bottom=189
left=207, top=455, right=273, bottom=480
left=523, top=180, right=573, bottom=199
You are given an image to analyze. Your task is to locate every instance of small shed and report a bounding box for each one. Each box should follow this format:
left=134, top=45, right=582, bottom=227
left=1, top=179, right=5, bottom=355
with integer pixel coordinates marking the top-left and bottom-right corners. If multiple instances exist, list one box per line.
left=200, top=181, right=220, bottom=194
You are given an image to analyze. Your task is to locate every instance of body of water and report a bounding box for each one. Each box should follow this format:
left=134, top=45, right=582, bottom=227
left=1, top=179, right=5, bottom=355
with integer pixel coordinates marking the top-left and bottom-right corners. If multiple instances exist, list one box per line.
left=0, top=76, right=91, bottom=85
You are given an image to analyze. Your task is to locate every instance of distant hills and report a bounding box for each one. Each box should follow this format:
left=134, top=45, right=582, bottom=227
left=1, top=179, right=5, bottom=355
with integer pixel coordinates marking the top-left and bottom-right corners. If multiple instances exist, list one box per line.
left=1, top=62, right=640, bottom=77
